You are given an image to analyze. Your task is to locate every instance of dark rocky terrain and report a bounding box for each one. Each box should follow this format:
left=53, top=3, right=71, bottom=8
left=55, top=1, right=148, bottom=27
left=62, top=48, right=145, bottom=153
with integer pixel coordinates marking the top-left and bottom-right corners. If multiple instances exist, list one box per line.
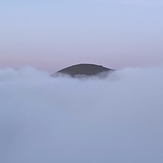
left=52, top=64, right=114, bottom=78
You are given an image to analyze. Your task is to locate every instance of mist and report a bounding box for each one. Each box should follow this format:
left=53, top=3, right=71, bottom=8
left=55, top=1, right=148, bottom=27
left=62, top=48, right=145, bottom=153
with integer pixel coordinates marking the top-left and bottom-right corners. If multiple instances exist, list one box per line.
left=0, top=66, right=163, bottom=163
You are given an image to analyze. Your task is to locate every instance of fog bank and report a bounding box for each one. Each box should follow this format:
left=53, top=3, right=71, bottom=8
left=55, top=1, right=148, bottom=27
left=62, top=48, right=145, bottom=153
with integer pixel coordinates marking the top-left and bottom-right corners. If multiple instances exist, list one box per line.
left=0, top=67, right=163, bottom=163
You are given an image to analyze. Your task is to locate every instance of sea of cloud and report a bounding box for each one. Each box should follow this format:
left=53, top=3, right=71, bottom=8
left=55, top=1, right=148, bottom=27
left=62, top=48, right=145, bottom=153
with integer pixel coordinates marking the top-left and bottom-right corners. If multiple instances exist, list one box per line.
left=0, top=66, right=163, bottom=163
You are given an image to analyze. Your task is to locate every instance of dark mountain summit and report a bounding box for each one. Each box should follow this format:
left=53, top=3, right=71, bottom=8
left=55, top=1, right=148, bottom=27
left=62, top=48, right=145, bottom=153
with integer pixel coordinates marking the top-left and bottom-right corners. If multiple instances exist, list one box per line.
left=52, top=64, right=114, bottom=78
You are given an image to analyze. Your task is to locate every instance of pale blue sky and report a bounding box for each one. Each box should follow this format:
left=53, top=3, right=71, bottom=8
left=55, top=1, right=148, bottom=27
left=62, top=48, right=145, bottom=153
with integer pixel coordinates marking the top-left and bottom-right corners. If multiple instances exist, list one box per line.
left=0, top=0, right=163, bottom=71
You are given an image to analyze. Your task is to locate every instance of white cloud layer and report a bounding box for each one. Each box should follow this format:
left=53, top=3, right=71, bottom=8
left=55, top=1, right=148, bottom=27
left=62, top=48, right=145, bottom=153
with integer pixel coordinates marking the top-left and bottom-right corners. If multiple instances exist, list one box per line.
left=0, top=67, right=163, bottom=163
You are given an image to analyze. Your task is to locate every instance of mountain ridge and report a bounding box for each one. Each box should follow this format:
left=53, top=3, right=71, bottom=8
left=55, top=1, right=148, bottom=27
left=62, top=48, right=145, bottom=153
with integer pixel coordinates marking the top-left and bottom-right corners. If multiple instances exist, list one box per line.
left=52, top=63, right=114, bottom=78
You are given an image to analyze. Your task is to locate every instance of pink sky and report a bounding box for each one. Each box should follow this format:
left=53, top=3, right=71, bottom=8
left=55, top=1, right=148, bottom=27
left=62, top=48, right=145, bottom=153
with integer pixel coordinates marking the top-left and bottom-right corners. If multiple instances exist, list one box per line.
left=0, top=1, right=163, bottom=72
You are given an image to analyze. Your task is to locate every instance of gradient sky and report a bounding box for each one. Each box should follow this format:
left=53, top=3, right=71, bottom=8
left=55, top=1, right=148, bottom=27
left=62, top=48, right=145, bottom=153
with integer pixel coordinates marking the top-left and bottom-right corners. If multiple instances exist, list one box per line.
left=0, top=0, right=163, bottom=72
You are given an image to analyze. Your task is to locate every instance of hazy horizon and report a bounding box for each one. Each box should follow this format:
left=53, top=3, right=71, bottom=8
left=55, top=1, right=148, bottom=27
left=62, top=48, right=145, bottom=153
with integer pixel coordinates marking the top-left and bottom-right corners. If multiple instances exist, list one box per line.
left=1, top=1, right=163, bottom=162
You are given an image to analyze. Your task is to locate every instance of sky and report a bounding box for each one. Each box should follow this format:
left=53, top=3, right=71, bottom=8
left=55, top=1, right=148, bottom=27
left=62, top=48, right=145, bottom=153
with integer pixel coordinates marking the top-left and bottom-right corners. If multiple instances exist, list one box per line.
left=0, top=0, right=163, bottom=72
left=0, top=67, right=163, bottom=163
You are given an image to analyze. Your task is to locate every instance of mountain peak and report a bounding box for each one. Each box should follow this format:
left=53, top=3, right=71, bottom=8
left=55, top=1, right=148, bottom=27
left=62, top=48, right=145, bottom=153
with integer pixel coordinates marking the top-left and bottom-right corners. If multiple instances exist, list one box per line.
left=52, top=63, right=114, bottom=78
